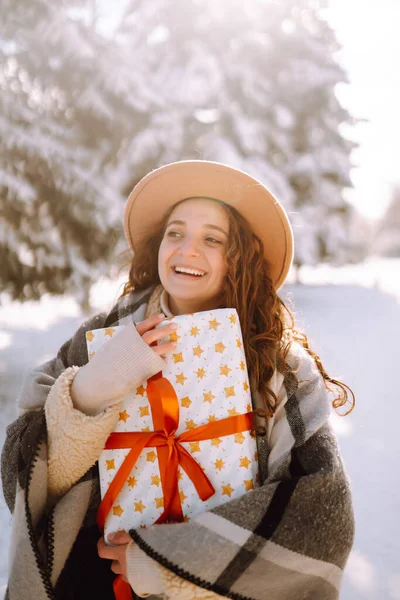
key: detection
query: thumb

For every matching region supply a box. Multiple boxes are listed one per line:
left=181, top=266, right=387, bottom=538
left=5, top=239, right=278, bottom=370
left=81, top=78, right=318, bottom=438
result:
left=107, top=531, right=133, bottom=546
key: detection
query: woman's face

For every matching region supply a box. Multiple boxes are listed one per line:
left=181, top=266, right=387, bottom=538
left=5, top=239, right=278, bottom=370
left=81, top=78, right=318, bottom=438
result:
left=158, top=198, right=229, bottom=315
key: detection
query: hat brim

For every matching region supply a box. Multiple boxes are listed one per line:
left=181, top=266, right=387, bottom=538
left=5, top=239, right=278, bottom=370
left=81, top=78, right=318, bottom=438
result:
left=124, top=160, right=293, bottom=290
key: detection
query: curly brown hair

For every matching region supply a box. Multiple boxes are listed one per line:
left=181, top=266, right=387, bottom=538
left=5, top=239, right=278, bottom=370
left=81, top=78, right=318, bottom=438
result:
left=119, top=198, right=355, bottom=419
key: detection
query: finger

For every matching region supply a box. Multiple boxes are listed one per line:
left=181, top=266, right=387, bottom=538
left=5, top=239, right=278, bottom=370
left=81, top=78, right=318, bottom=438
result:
left=97, top=537, right=115, bottom=560
left=135, top=314, right=165, bottom=335
left=108, top=531, right=132, bottom=545
left=111, top=560, right=122, bottom=575
left=151, top=342, right=177, bottom=357
left=142, top=324, right=178, bottom=346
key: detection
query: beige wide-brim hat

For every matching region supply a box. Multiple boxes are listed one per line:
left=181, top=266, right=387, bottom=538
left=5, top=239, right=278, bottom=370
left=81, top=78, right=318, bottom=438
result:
left=124, top=160, right=294, bottom=290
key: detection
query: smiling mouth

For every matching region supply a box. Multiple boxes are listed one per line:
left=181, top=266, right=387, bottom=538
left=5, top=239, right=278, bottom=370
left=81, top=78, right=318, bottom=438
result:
left=171, top=266, right=207, bottom=278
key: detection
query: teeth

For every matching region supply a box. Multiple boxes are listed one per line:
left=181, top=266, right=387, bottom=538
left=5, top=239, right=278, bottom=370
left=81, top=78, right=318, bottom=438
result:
left=175, top=267, right=205, bottom=276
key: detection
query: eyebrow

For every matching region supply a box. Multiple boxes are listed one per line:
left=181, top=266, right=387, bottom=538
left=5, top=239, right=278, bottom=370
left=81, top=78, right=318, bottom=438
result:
left=166, top=220, right=228, bottom=237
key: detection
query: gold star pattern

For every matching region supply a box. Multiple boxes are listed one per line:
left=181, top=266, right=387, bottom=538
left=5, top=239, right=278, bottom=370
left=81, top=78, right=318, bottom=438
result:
left=185, top=419, right=197, bottom=430
left=173, top=352, right=184, bottom=364
left=177, top=470, right=183, bottom=481
left=105, top=328, right=116, bottom=338
left=196, top=367, right=206, bottom=380
left=246, top=403, right=252, bottom=413
left=222, top=484, right=234, bottom=497
left=127, top=476, right=137, bottom=488
left=236, top=337, right=242, bottom=349
left=225, top=386, right=236, bottom=399
left=240, top=361, right=245, bottom=371
left=189, top=441, right=200, bottom=453
left=136, top=385, right=146, bottom=397
left=203, top=391, right=215, bottom=404
left=119, top=409, right=130, bottom=423
left=176, top=372, right=188, bottom=385
left=214, top=459, right=225, bottom=471
left=89, top=352, right=95, bottom=360
left=139, top=405, right=150, bottom=418
left=150, top=475, right=161, bottom=487
left=169, top=331, right=181, bottom=343
left=220, top=364, right=232, bottom=377
left=183, top=515, right=190, bottom=522
left=179, top=490, right=188, bottom=503
left=228, top=407, right=239, bottom=416
left=106, top=459, right=115, bottom=471
left=181, top=396, right=192, bottom=408
left=235, top=432, right=246, bottom=444
left=134, top=501, right=146, bottom=514
left=141, top=426, right=151, bottom=432
left=211, top=438, right=223, bottom=448
left=155, top=497, right=164, bottom=509
left=190, top=326, right=200, bottom=337
left=85, top=331, right=95, bottom=342
left=240, top=456, right=251, bottom=469
left=208, top=414, right=217, bottom=423
left=215, top=342, right=226, bottom=353
left=209, top=318, right=221, bottom=330
left=244, top=479, right=255, bottom=491
left=193, top=345, right=204, bottom=358
left=243, top=381, right=249, bottom=392
left=146, top=451, right=157, bottom=463
left=254, top=451, right=259, bottom=461
left=113, top=504, right=124, bottom=517
left=229, top=313, right=237, bottom=324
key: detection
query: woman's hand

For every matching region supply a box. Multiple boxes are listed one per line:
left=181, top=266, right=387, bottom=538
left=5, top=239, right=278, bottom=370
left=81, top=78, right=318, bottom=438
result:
left=97, top=531, right=132, bottom=582
left=136, top=313, right=178, bottom=360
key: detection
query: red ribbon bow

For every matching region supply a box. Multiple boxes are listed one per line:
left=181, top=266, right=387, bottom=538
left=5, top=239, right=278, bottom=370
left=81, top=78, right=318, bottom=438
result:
left=97, top=373, right=254, bottom=599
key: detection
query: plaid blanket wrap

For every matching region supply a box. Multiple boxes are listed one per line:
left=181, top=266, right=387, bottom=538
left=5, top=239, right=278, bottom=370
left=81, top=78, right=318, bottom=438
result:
left=1, top=286, right=355, bottom=599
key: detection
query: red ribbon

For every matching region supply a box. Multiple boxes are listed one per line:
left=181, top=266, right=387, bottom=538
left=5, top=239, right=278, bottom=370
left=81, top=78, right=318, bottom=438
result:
left=97, top=372, right=254, bottom=599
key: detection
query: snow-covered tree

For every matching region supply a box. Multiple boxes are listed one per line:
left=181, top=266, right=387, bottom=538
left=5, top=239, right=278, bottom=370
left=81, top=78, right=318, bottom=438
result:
left=1, top=0, right=358, bottom=307
left=115, top=0, right=356, bottom=267
left=0, top=0, right=159, bottom=308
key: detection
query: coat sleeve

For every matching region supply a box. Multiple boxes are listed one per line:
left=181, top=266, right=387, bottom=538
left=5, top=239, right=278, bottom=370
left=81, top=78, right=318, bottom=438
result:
left=1, top=313, right=108, bottom=512
left=16, top=313, right=108, bottom=415
left=44, top=366, right=121, bottom=500
left=126, top=541, right=226, bottom=599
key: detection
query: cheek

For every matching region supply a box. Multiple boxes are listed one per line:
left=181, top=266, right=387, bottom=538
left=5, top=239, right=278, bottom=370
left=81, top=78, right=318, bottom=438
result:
left=158, top=241, right=169, bottom=274
left=210, top=251, right=228, bottom=281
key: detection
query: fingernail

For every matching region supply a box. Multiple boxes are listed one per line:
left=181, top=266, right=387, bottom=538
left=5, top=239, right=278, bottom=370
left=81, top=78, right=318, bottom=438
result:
left=108, top=533, right=116, bottom=542
left=170, top=324, right=178, bottom=330
left=158, top=313, right=165, bottom=318
left=171, top=342, right=177, bottom=348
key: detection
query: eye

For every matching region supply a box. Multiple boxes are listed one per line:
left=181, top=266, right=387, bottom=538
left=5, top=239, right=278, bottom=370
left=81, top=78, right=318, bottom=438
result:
left=166, top=230, right=182, bottom=238
left=206, top=237, right=222, bottom=244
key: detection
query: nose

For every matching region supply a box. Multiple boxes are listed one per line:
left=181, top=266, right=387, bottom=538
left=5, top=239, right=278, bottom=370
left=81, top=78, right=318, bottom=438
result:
left=178, top=236, right=200, bottom=257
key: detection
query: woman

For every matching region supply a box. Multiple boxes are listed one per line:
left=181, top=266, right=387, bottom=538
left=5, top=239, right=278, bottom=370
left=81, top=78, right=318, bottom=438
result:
left=1, top=160, right=355, bottom=600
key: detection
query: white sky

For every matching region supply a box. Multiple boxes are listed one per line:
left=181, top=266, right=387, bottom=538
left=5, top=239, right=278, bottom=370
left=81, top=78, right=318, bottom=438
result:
left=325, top=0, right=400, bottom=220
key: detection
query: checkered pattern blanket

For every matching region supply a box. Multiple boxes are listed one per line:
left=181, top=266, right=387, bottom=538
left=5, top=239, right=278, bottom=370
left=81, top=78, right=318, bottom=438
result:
left=1, top=286, right=354, bottom=599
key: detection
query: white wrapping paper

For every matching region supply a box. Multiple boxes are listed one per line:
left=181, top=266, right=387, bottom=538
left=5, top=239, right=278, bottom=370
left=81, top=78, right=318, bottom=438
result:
left=86, top=308, right=258, bottom=536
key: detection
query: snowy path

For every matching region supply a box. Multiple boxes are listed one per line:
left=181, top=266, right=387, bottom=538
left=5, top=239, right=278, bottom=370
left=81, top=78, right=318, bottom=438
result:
left=1, top=276, right=399, bottom=598
left=287, top=284, right=400, bottom=599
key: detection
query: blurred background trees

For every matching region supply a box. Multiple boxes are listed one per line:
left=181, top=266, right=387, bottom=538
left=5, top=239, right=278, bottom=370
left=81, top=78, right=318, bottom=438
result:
left=372, top=184, right=400, bottom=257
left=0, top=0, right=361, bottom=308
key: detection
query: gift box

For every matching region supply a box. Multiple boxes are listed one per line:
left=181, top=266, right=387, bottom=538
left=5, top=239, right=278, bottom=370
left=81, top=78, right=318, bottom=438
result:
left=86, top=308, right=258, bottom=538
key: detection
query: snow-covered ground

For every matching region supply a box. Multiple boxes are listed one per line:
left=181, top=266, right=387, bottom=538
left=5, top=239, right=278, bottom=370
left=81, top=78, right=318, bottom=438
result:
left=1, top=258, right=399, bottom=599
